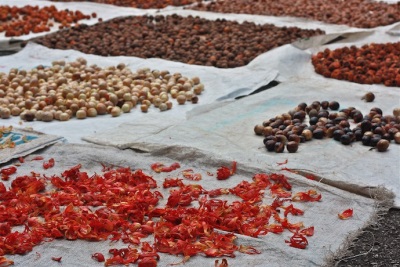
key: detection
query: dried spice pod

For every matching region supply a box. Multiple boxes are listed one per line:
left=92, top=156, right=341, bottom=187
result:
left=29, top=15, right=324, bottom=68
left=376, top=139, right=390, bottom=152
left=286, top=141, right=299, bottom=153
left=255, top=100, right=399, bottom=153
left=0, top=5, right=97, bottom=37
left=50, top=0, right=197, bottom=9
left=312, top=43, right=400, bottom=87
left=362, top=92, right=375, bottom=102
left=0, top=58, right=204, bottom=122
left=191, top=0, right=400, bottom=28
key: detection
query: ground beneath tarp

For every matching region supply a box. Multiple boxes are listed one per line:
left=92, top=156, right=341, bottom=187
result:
left=335, top=208, right=400, bottom=267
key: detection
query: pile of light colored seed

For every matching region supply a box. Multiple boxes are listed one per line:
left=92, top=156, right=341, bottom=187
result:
left=0, top=58, right=204, bottom=122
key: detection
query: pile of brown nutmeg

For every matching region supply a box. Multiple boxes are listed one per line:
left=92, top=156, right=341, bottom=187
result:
left=254, top=100, right=400, bottom=153
left=312, top=42, right=400, bottom=87
left=29, top=14, right=324, bottom=68
left=50, top=0, right=197, bottom=9
left=191, top=0, right=400, bottom=28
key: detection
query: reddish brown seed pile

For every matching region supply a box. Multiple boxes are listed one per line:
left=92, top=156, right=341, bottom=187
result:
left=311, top=42, right=400, bottom=87
left=30, top=14, right=324, bottom=68
left=0, top=5, right=96, bottom=37
left=50, top=0, right=197, bottom=9
left=191, top=0, right=400, bottom=28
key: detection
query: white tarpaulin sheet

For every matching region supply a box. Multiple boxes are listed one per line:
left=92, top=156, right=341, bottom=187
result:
left=0, top=42, right=277, bottom=144
left=0, top=143, right=379, bottom=267
left=82, top=28, right=400, bottom=206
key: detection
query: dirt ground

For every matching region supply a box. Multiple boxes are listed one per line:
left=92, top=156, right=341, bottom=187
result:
left=334, top=207, right=400, bottom=267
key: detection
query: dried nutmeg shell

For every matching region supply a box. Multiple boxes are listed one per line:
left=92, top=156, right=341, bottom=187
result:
left=329, top=101, right=340, bottom=110
left=312, top=128, right=325, bottom=139
left=286, top=141, right=299, bottom=153
left=265, top=140, right=276, bottom=152
left=321, top=101, right=329, bottom=110
left=370, top=107, right=382, bottom=115
left=302, top=129, right=313, bottom=141
left=352, top=111, right=363, bottom=123
left=362, top=92, right=375, bottom=102
left=393, top=108, right=400, bottom=117
left=376, top=139, right=389, bottom=152
left=333, top=129, right=345, bottom=141
left=370, top=135, right=382, bottom=147
left=288, top=134, right=301, bottom=143
left=394, top=132, right=400, bottom=144
left=361, top=135, right=371, bottom=146
left=254, top=124, right=264, bottom=135
left=293, top=111, right=306, bottom=121
left=309, top=116, right=318, bottom=125
left=274, top=142, right=285, bottom=153
left=340, top=134, right=352, bottom=145
left=275, top=134, right=288, bottom=145
left=360, top=120, right=372, bottom=133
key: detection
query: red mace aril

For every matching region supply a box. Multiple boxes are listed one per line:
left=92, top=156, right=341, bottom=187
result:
left=92, top=253, right=105, bottom=262
left=51, top=257, right=62, bottom=262
left=215, top=258, right=229, bottom=267
left=216, top=161, right=237, bottom=180
left=0, top=159, right=321, bottom=264
left=151, top=162, right=180, bottom=173
left=338, top=208, right=353, bottom=220
left=181, top=169, right=202, bottom=181
left=43, top=158, right=55, bottom=169
left=0, top=166, right=17, bottom=176
left=0, top=256, right=14, bottom=266
left=292, top=189, right=321, bottom=202
left=285, top=233, right=308, bottom=249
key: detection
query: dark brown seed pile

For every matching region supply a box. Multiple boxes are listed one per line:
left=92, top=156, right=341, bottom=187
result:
left=311, top=42, right=400, bottom=87
left=254, top=101, right=400, bottom=153
left=190, top=0, right=400, bottom=29
left=50, top=0, right=197, bottom=9
left=28, top=14, right=325, bottom=68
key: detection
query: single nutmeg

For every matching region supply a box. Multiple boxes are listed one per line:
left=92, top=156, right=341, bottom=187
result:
left=286, top=141, right=299, bottom=153
left=394, top=132, right=400, bottom=144
left=254, top=124, right=265, bottom=136
left=302, top=129, right=313, bottom=141
left=329, top=101, right=340, bottom=110
left=265, top=140, right=276, bottom=152
left=274, top=142, right=285, bottom=153
left=362, top=92, right=375, bottom=102
left=393, top=108, right=400, bottom=117
left=376, top=139, right=389, bottom=152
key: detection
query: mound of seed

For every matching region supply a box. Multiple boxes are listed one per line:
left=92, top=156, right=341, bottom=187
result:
left=50, top=0, right=197, bottom=9
left=254, top=101, right=400, bottom=153
left=29, top=14, right=324, bottom=68
left=191, top=0, right=400, bottom=29
left=312, top=42, right=400, bottom=87
left=0, top=5, right=97, bottom=37
left=0, top=58, right=204, bottom=122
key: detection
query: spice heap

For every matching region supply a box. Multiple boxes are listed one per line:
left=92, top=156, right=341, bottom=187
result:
left=50, top=0, right=197, bottom=9
left=254, top=101, right=400, bottom=153
left=0, top=5, right=97, bottom=37
left=312, top=42, right=400, bottom=87
left=29, top=14, right=325, bottom=68
left=0, top=58, right=204, bottom=122
left=0, top=159, right=322, bottom=265
left=191, top=0, right=400, bottom=28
